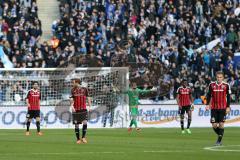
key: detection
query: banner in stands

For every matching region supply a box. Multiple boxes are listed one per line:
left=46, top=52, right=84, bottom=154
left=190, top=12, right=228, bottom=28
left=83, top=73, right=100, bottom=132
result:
left=196, top=38, right=221, bottom=52
left=138, top=105, right=240, bottom=128
left=0, top=105, right=239, bottom=128
left=0, top=105, right=127, bottom=129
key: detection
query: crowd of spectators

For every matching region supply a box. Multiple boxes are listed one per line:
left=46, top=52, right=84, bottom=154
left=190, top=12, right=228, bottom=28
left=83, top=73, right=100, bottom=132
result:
left=0, top=0, right=42, bottom=68
left=54, top=0, right=240, bottom=102
left=0, top=0, right=239, bottom=103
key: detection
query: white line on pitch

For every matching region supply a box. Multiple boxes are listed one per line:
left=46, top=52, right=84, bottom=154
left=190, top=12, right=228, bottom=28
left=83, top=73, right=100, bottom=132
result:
left=0, top=152, right=124, bottom=155
left=0, top=150, right=194, bottom=155
left=144, top=150, right=195, bottom=153
left=204, top=145, right=240, bottom=152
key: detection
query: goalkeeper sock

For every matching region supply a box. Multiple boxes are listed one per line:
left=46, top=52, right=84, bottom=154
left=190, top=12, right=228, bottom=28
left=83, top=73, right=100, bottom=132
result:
left=129, top=119, right=134, bottom=127
left=26, top=121, right=30, bottom=131
left=75, top=128, right=80, bottom=140
left=82, top=124, right=87, bottom=138
left=36, top=121, right=40, bottom=132
left=133, top=120, right=138, bottom=128
left=213, top=127, right=219, bottom=135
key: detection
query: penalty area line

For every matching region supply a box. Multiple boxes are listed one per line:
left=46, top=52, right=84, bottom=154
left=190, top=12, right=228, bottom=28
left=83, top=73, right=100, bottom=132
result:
left=204, top=145, right=240, bottom=152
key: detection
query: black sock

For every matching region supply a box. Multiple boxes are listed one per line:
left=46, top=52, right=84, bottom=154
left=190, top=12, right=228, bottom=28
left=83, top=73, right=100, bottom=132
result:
left=36, top=121, right=40, bottom=132
left=213, top=127, right=219, bottom=135
left=26, top=121, right=30, bottom=131
left=180, top=119, right=184, bottom=130
left=75, top=128, right=80, bottom=140
left=187, top=118, right=191, bottom=129
left=217, top=128, right=224, bottom=143
left=82, top=124, right=87, bottom=138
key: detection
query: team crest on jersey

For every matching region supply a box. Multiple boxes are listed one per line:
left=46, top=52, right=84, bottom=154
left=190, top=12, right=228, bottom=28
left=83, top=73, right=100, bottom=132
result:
left=221, top=85, right=225, bottom=89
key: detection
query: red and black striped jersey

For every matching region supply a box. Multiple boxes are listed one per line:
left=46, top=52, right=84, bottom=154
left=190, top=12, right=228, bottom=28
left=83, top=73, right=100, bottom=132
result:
left=26, top=89, right=41, bottom=110
left=207, top=82, right=231, bottom=110
left=71, top=87, right=88, bottom=110
left=176, top=87, right=192, bottom=107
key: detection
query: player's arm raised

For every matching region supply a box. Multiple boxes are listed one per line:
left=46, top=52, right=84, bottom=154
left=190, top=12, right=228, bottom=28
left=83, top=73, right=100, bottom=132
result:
left=138, top=87, right=155, bottom=94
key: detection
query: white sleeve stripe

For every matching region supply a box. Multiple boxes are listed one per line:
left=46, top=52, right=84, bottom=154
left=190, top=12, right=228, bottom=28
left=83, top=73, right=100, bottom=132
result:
left=227, top=83, right=232, bottom=94
left=208, top=81, right=215, bottom=87
left=176, top=87, right=182, bottom=93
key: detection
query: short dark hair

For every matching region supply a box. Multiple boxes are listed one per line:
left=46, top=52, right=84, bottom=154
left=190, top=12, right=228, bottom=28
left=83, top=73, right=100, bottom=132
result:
left=181, top=79, right=188, bottom=84
left=32, top=81, right=39, bottom=87
left=32, top=81, right=38, bottom=85
left=130, top=82, right=137, bottom=86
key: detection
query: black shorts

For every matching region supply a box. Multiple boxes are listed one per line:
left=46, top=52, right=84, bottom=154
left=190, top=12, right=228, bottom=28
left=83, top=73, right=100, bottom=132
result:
left=211, top=109, right=226, bottom=123
left=27, top=110, right=40, bottom=119
left=180, top=105, right=191, bottom=115
left=72, top=109, right=88, bottom=124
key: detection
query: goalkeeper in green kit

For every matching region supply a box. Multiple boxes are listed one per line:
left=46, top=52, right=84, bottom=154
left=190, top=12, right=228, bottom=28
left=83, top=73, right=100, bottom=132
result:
left=126, top=82, right=155, bottom=132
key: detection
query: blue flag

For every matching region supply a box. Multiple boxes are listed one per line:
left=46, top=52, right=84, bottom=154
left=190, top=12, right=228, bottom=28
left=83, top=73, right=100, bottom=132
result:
left=0, top=45, right=14, bottom=68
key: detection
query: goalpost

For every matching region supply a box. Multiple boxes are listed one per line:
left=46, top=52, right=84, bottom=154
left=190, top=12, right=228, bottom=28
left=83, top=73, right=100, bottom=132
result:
left=0, top=67, right=129, bottom=128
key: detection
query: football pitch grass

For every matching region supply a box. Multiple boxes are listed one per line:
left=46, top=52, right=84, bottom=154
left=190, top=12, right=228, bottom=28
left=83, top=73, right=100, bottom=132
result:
left=0, top=128, right=239, bottom=160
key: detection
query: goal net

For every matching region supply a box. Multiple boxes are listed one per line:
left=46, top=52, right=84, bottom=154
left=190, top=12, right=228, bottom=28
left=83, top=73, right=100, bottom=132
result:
left=0, top=67, right=129, bottom=128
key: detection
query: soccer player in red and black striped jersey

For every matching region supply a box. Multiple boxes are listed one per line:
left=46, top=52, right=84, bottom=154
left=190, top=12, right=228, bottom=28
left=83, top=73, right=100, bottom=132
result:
left=25, top=81, right=42, bottom=136
left=206, top=71, right=231, bottom=146
left=176, top=79, right=194, bottom=134
left=70, top=79, right=91, bottom=144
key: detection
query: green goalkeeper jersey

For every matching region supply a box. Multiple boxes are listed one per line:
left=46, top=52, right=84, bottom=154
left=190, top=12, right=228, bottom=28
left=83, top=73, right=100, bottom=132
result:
left=126, top=88, right=150, bottom=106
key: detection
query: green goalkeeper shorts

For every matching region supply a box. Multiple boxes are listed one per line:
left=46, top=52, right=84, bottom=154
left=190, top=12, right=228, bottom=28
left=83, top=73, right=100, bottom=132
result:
left=130, top=107, right=138, bottom=116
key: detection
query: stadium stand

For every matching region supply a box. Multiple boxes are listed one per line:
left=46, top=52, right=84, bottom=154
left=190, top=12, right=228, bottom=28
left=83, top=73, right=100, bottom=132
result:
left=0, top=0, right=239, bottom=103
